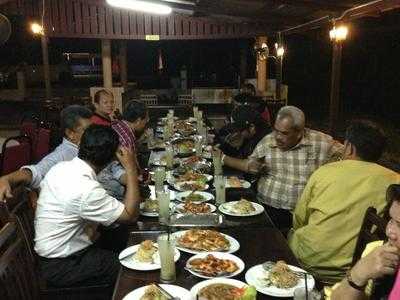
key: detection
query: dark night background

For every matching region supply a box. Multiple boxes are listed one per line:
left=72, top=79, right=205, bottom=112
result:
left=1, top=11, right=399, bottom=127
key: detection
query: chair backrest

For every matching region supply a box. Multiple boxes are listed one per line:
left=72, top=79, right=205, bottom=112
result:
left=20, top=121, right=38, bottom=147
left=178, top=94, right=193, bottom=106
left=352, top=207, right=388, bottom=265
left=140, top=94, right=158, bottom=106
left=34, top=128, right=51, bottom=162
left=1, top=136, right=32, bottom=175
left=0, top=221, right=40, bottom=300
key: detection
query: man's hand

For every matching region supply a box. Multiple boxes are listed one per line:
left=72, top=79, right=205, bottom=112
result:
left=0, top=177, right=13, bottom=200
left=351, top=243, right=400, bottom=286
left=247, top=158, right=268, bottom=175
left=116, top=147, right=137, bottom=173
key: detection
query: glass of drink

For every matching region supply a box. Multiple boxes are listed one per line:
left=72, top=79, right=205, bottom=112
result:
left=165, top=145, right=174, bottom=169
left=193, top=106, right=198, bottom=118
left=214, top=175, right=226, bottom=205
left=195, top=136, right=203, bottom=156
left=212, top=150, right=222, bottom=175
left=157, top=190, right=170, bottom=225
left=157, top=233, right=176, bottom=283
left=154, top=167, right=166, bottom=192
left=146, top=128, right=155, bottom=148
left=293, top=288, right=321, bottom=300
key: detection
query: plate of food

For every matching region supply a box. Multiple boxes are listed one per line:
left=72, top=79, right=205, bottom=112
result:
left=122, top=283, right=190, bottom=300
left=218, top=199, right=264, bottom=217
left=174, top=120, right=196, bottom=136
left=171, top=171, right=213, bottom=184
left=118, top=240, right=180, bottom=271
left=245, top=260, right=315, bottom=297
left=190, top=278, right=257, bottom=300
left=175, top=191, right=214, bottom=203
left=225, top=177, right=251, bottom=189
left=173, top=181, right=209, bottom=192
left=186, top=252, right=245, bottom=279
left=173, top=229, right=240, bottom=254
left=139, top=199, right=176, bottom=217
left=176, top=201, right=216, bottom=214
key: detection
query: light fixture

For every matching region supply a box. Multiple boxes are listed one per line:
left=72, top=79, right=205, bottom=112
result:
left=329, top=25, right=348, bottom=42
left=106, top=0, right=172, bottom=15
left=275, top=43, right=285, bottom=58
left=31, top=22, right=44, bottom=35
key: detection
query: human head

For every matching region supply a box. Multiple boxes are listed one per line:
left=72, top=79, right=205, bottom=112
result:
left=344, top=120, right=386, bottom=162
left=231, top=105, right=264, bottom=140
left=241, top=83, right=256, bottom=96
left=274, top=106, right=305, bottom=151
left=123, top=100, right=149, bottom=136
left=93, top=89, right=115, bottom=117
left=60, top=105, right=93, bottom=145
left=78, top=124, right=119, bottom=171
left=385, top=184, right=400, bottom=249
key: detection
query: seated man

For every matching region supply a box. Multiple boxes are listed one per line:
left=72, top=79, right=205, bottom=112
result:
left=221, top=106, right=342, bottom=229
left=34, top=125, right=141, bottom=287
left=289, top=120, right=400, bottom=284
left=216, top=105, right=271, bottom=159
left=0, top=105, right=92, bottom=200
left=331, top=184, right=400, bottom=299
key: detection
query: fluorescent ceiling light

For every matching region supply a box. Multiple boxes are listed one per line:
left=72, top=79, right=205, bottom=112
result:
left=106, top=0, right=172, bottom=15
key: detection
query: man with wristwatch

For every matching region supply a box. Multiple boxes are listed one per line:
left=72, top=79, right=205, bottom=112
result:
left=331, top=184, right=400, bottom=300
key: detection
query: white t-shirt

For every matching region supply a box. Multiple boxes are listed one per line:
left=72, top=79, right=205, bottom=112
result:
left=34, top=157, right=125, bottom=258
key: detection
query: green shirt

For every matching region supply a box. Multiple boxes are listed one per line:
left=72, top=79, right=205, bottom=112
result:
left=288, top=160, right=400, bottom=284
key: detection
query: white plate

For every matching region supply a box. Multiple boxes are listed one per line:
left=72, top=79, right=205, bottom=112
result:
left=175, top=203, right=216, bottom=214
left=173, top=181, right=209, bottom=192
left=219, top=201, right=265, bottom=217
left=139, top=201, right=176, bottom=217
left=175, top=191, right=214, bottom=203
left=245, top=264, right=315, bottom=297
left=225, top=178, right=251, bottom=189
left=167, top=174, right=213, bottom=185
left=122, top=284, right=190, bottom=300
left=190, top=278, right=248, bottom=299
left=149, top=151, right=167, bottom=166
left=186, top=252, right=245, bottom=279
left=172, top=230, right=240, bottom=254
left=118, top=244, right=180, bottom=271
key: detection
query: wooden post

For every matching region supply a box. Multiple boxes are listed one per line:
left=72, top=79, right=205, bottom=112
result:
left=276, top=56, right=283, bottom=101
left=41, top=35, right=52, bottom=100
left=119, top=40, right=128, bottom=89
left=329, top=42, right=343, bottom=137
left=102, top=39, right=113, bottom=88
left=256, top=36, right=268, bottom=95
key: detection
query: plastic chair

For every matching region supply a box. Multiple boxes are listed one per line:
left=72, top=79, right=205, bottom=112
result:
left=0, top=135, right=32, bottom=175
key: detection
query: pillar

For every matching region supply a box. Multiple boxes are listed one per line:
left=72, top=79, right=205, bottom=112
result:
left=41, top=35, right=51, bottom=99
left=256, top=36, right=268, bottom=95
left=102, top=39, right=113, bottom=88
left=119, top=40, right=128, bottom=89
left=329, top=42, right=343, bottom=137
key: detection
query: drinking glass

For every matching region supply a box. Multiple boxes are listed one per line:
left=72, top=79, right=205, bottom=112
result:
left=193, top=106, right=198, bottom=118
left=157, top=233, right=176, bottom=283
left=214, top=175, right=226, bottom=205
left=293, top=288, right=321, bottom=300
left=154, top=167, right=166, bottom=192
left=195, top=136, right=203, bottom=156
left=146, top=128, right=155, bottom=148
left=212, top=150, right=223, bottom=175
left=165, top=145, right=174, bottom=169
left=157, top=190, right=170, bottom=225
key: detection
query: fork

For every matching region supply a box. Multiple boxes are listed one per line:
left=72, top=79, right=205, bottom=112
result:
left=262, top=261, right=309, bottom=277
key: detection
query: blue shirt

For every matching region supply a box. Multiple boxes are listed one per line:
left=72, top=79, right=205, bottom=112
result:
left=22, top=138, right=78, bottom=189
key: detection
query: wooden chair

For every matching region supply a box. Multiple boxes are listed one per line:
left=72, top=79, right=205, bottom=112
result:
left=352, top=207, right=388, bottom=265
left=0, top=221, right=41, bottom=300
left=140, top=94, right=158, bottom=106
left=0, top=135, right=32, bottom=175
left=178, top=94, right=194, bottom=106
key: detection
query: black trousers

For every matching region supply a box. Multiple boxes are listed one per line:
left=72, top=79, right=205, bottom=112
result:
left=263, top=204, right=293, bottom=233
left=39, top=245, right=120, bottom=288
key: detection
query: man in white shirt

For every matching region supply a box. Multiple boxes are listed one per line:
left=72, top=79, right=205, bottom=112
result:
left=35, top=124, right=141, bottom=287
left=0, top=105, right=92, bottom=199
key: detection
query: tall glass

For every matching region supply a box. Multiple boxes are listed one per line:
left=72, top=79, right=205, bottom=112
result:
left=214, top=175, right=226, bottom=205
left=154, top=167, right=166, bottom=192
left=165, top=145, right=174, bottom=169
left=167, top=119, right=174, bottom=135
left=212, top=150, right=223, bottom=175
left=146, top=128, right=155, bottom=148
left=157, top=190, right=170, bottom=225
left=157, top=233, right=176, bottom=283
left=193, top=106, right=198, bottom=118
left=195, top=136, right=203, bottom=156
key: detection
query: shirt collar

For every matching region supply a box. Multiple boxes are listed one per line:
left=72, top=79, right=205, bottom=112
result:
left=62, top=138, right=78, bottom=149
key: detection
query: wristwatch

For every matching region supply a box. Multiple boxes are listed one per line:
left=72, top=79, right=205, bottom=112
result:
left=346, top=270, right=367, bottom=291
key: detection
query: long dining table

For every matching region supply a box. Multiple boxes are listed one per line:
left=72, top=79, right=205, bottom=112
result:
left=112, top=114, right=302, bottom=300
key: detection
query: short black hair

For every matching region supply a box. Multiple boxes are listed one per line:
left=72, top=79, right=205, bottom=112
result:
left=78, top=125, right=119, bottom=168
left=60, top=105, right=92, bottom=135
left=122, top=100, right=147, bottom=122
left=384, top=184, right=400, bottom=220
left=345, top=120, right=387, bottom=162
left=231, top=105, right=266, bottom=132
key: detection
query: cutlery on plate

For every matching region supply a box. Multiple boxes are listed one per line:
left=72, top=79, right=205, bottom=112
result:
left=155, top=283, right=180, bottom=300
left=262, top=261, right=309, bottom=277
